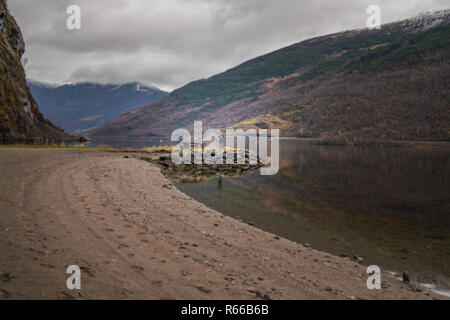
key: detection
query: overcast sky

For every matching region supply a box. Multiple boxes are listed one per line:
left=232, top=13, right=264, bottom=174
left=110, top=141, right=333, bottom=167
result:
left=8, top=0, right=449, bottom=91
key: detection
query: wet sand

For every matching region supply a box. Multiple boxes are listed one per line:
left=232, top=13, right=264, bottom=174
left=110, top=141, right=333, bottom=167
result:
left=0, top=148, right=441, bottom=299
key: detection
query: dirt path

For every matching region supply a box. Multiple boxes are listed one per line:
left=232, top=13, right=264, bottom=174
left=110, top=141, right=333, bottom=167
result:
left=0, top=148, right=439, bottom=299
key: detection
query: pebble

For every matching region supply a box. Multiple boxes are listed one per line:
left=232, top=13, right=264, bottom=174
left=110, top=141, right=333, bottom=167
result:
left=353, top=255, right=364, bottom=264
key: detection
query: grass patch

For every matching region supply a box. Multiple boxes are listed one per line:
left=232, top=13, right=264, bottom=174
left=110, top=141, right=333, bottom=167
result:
left=0, top=145, right=111, bottom=149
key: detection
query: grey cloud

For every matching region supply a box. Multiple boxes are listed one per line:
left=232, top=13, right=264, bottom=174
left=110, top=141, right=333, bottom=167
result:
left=8, top=0, right=450, bottom=91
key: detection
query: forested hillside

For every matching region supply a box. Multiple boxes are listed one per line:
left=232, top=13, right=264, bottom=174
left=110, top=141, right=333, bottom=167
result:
left=94, top=10, right=450, bottom=142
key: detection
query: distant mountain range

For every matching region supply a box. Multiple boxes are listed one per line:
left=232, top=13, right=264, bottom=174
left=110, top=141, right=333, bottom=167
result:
left=0, top=1, right=71, bottom=143
left=28, top=81, right=168, bottom=135
left=94, top=9, right=450, bottom=142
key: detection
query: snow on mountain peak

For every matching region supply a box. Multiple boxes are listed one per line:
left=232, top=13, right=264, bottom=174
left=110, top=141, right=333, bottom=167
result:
left=397, top=8, right=450, bottom=32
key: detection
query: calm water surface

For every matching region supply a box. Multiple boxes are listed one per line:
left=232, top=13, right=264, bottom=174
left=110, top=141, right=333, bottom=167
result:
left=91, top=138, right=450, bottom=288
left=175, top=140, right=450, bottom=288
left=86, top=138, right=167, bottom=148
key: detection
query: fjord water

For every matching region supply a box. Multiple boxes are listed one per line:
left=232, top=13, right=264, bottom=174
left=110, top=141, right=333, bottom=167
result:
left=86, top=138, right=167, bottom=148
left=175, top=140, right=450, bottom=287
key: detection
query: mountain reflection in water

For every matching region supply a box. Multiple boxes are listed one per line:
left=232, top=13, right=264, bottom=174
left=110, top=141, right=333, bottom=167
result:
left=176, top=140, right=450, bottom=288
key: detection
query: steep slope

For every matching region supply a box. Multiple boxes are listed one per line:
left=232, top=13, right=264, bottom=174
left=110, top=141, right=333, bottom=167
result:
left=28, top=81, right=168, bottom=134
left=94, top=9, right=450, bottom=142
left=0, top=1, right=71, bottom=143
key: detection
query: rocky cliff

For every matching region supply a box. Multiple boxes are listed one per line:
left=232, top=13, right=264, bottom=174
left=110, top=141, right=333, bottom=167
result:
left=0, top=0, right=71, bottom=143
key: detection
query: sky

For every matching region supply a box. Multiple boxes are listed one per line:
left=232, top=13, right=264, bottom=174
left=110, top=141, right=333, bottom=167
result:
left=8, top=0, right=450, bottom=91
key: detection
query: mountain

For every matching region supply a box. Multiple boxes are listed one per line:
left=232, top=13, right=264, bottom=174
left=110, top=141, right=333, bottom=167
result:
left=28, top=81, right=168, bottom=135
left=93, top=9, right=450, bottom=142
left=0, top=1, right=71, bottom=143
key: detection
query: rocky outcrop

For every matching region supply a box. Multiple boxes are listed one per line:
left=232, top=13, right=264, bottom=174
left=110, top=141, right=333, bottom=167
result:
left=140, top=152, right=263, bottom=183
left=0, top=0, right=71, bottom=143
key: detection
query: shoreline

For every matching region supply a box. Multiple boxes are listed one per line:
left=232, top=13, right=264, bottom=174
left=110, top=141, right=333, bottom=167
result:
left=144, top=146, right=450, bottom=294
left=81, top=136, right=450, bottom=149
left=0, top=147, right=445, bottom=299
left=279, top=137, right=450, bottom=147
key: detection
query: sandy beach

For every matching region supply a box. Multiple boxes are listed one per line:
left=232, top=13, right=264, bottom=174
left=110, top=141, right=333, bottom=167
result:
left=0, top=148, right=440, bottom=299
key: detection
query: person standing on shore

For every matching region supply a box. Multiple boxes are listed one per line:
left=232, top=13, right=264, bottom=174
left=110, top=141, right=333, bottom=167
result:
left=217, top=175, right=223, bottom=191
